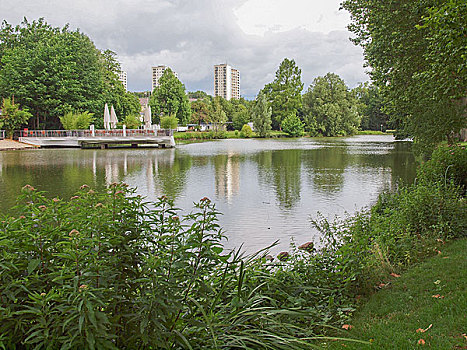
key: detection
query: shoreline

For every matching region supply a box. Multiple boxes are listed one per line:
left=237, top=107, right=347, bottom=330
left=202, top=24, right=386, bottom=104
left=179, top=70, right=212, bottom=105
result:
left=0, top=139, right=37, bottom=151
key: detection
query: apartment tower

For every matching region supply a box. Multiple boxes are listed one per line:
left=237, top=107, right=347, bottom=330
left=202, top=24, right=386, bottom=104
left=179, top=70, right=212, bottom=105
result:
left=118, top=71, right=127, bottom=91
left=151, top=65, right=178, bottom=92
left=214, top=64, right=240, bottom=100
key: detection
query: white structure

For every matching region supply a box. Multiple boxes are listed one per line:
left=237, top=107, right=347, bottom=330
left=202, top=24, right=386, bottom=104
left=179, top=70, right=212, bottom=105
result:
left=118, top=71, right=127, bottom=91
left=214, top=64, right=240, bottom=100
left=152, top=65, right=178, bottom=92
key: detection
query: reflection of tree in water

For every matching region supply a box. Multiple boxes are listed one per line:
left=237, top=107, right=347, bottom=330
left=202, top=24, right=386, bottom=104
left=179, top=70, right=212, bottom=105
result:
left=389, top=142, right=417, bottom=186
left=255, top=149, right=302, bottom=209
left=154, top=152, right=192, bottom=200
left=212, top=154, right=241, bottom=201
left=302, top=146, right=348, bottom=194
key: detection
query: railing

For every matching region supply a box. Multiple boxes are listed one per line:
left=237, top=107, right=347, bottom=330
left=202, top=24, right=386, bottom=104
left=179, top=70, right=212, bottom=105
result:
left=19, top=129, right=173, bottom=138
left=0, top=130, right=5, bottom=140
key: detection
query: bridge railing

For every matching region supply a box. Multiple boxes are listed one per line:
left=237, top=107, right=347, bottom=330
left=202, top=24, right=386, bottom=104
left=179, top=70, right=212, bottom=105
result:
left=19, top=129, right=173, bottom=137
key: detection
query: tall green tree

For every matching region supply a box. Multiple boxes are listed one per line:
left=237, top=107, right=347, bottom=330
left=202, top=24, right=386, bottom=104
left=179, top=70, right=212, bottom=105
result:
left=353, top=82, right=389, bottom=131
left=0, top=97, right=32, bottom=137
left=341, top=0, right=467, bottom=151
left=0, top=18, right=139, bottom=130
left=149, top=68, right=191, bottom=125
left=209, top=97, right=227, bottom=130
left=262, top=58, right=303, bottom=130
left=232, top=104, right=250, bottom=131
left=190, top=99, right=210, bottom=125
left=303, top=73, right=360, bottom=136
left=251, top=92, right=272, bottom=137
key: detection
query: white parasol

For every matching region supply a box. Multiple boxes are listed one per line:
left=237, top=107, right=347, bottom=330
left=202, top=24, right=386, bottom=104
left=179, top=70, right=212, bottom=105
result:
left=110, top=105, right=118, bottom=129
left=103, top=103, right=111, bottom=130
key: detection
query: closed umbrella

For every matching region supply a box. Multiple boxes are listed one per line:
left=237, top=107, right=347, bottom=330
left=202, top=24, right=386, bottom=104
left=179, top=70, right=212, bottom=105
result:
left=144, top=105, right=152, bottom=130
left=103, top=103, right=110, bottom=130
left=110, top=105, right=118, bottom=129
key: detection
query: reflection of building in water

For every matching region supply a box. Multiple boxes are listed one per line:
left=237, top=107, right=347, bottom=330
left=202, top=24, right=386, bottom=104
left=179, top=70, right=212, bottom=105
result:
left=215, top=153, right=240, bottom=202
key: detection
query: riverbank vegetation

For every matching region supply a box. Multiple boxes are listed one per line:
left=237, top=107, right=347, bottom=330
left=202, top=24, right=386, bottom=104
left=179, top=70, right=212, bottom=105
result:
left=0, top=143, right=465, bottom=349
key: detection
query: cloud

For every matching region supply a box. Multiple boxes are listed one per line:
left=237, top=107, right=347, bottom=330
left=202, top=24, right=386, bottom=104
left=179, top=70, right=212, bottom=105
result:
left=0, top=0, right=368, bottom=98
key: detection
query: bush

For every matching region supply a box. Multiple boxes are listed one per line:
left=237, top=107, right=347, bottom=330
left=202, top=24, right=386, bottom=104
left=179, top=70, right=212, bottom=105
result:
left=0, top=184, right=339, bottom=349
left=160, top=115, right=178, bottom=129
left=240, top=124, right=253, bottom=138
left=59, top=111, right=94, bottom=130
left=123, top=114, right=141, bottom=129
left=282, top=113, right=304, bottom=137
left=417, top=144, right=467, bottom=194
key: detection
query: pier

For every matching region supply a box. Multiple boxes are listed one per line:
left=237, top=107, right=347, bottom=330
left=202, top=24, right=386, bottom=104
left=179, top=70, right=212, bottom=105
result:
left=18, top=129, right=175, bottom=149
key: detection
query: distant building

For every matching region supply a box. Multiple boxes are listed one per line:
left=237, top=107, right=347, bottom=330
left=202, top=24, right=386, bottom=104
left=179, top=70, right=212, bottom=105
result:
left=214, top=64, right=240, bottom=100
left=118, top=71, right=127, bottom=91
left=152, top=65, right=178, bottom=92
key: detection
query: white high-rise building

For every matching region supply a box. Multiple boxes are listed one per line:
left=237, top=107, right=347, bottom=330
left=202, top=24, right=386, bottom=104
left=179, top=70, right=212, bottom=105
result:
left=214, top=64, right=240, bottom=100
left=151, top=65, right=178, bottom=92
left=118, top=71, right=127, bottom=91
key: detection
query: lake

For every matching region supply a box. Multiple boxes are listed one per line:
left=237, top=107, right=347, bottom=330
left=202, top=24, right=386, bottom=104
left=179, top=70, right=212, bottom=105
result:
left=0, top=135, right=416, bottom=254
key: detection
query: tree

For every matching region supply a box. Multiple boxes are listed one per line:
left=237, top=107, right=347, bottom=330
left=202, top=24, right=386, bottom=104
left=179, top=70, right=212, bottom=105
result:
left=0, top=18, right=139, bottom=130
left=341, top=0, right=466, bottom=152
left=303, top=73, right=360, bottom=136
left=123, top=114, right=141, bottom=129
left=209, top=97, right=227, bottom=131
left=232, top=104, right=250, bottom=131
left=251, top=92, right=272, bottom=137
left=281, top=113, right=304, bottom=137
left=149, top=68, right=191, bottom=126
left=187, top=90, right=210, bottom=100
left=262, top=58, right=303, bottom=130
left=0, top=98, right=32, bottom=137
left=190, top=99, right=210, bottom=125
left=353, top=82, right=389, bottom=131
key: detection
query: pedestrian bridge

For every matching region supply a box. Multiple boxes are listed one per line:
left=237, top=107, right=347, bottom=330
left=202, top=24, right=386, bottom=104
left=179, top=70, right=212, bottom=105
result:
left=19, top=129, right=175, bottom=149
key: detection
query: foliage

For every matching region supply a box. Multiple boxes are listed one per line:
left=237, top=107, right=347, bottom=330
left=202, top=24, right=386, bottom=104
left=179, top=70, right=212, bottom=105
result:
left=0, top=97, right=32, bottom=137
left=160, top=115, right=178, bottom=130
left=0, top=19, right=139, bottom=130
left=149, top=68, right=191, bottom=126
left=123, top=114, right=141, bottom=129
left=232, top=104, right=250, bottom=131
left=281, top=112, right=305, bottom=137
left=341, top=0, right=467, bottom=152
left=417, top=144, right=467, bottom=194
left=353, top=82, right=389, bottom=131
left=187, top=90, right=211, bottom=100
left=240, top=124, right=253, bottom=138
left=190, top=99, right=210, bottom=125
left=59, top=111, right=94, bottom=130
left=0, top=184, right=352, bottom=349
left=208, top=97, right=227, bottom=131
left=303, top=73, right=360, bottom=137
left=251, top=92, right=272, bottom=137
left=262, top=58, right=304, bottom=130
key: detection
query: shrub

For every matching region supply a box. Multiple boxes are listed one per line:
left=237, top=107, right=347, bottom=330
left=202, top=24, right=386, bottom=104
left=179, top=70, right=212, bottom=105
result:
left=59, top=111, right=94, bottom=130
left=417, top=144, right=467, bottom=194
left=123, top=114, right=141, bottom=129
left=282, top=113, right=304, bottom=137
left=240, top=124, right=253, bottom=138
left=160, top=115, right=178, bottom=129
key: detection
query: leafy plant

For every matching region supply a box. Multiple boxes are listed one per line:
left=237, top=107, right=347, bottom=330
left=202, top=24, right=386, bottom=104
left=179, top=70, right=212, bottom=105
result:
left=240, top=124, right=253, bottom=138
left=160, top=115, right=178, bottom=130
left=59, top=111, right=94, bottom=130
left=0, top=97, right=32, bottom=137
left=282, top=113, right=305, bottom=137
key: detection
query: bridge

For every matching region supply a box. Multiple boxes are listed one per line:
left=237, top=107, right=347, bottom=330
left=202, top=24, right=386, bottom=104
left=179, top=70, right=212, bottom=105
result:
left=18, top=129, right=175, bottom=149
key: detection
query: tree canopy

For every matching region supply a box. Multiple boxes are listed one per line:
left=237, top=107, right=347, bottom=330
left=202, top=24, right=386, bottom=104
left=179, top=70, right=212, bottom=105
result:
left=262, top=58, right=303, bottom=130
left=341, top=0, right=467, bottom=151
left=303, top=73, right=360, bottom=136
left=0, top=18, right=139, bottom=130
left=149, top=68, right=191, bottom=126
left=251, top=92, right=272, bottom=137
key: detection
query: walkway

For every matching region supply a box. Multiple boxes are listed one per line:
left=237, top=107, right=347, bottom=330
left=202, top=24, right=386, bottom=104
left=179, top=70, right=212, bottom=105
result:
left=0, top=139, right=37, bottom=151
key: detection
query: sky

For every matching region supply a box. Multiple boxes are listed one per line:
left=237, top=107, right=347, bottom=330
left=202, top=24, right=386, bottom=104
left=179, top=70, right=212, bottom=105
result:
left=0, top=0, right=368, bottom=99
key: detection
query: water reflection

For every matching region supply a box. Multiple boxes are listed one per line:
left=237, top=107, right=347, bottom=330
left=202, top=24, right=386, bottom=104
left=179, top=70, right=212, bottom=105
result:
left=0, top=136, right=417, bottom=254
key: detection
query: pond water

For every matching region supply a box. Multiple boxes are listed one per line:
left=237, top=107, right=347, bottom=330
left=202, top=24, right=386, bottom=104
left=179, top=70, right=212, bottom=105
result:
left=0, top=135, right=416, bottom=253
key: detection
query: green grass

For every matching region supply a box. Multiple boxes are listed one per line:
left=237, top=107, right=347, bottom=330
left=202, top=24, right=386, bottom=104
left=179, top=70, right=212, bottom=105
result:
left=326, top=238, right=467, bottom=349
left=356, top=130, right=391, bottom=135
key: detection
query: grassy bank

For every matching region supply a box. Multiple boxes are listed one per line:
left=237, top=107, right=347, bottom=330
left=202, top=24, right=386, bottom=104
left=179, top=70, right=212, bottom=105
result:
left=326, top=238, right=467, bottom=349
left=174, top=130, right=288, bottom=141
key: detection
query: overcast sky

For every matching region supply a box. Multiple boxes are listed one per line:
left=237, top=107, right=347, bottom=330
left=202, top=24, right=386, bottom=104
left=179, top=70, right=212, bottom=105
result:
left=0, top=0, right=368, bottom=98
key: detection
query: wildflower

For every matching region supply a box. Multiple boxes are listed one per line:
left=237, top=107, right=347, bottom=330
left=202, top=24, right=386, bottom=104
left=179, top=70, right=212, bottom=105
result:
left=277, top=251, right=290, bottom=261
left=200, top=197, right=210, bottom=202
left=40, top=293, right=46, bottom=296
left=19, top=215, right=26, bottom=219
left=88, top=190, right=95, bottom=195
left=70, top=196, right=80, bottom=200
left=80, top=184, right=89, bottom=190
left=38, top=205, right=47, bottom=211
left=22, top=184, right=35, bottom=192
left=95, top=203, right=103, bottom=208
left=171, top=216, right=179, bottom=221
left=115, top=190, right=124, bottom=196
left=110, top=182, right=118, bottom=187
left=52, top=198, right=60, bottom=203
left=79, top=284, right=88, bottom=291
